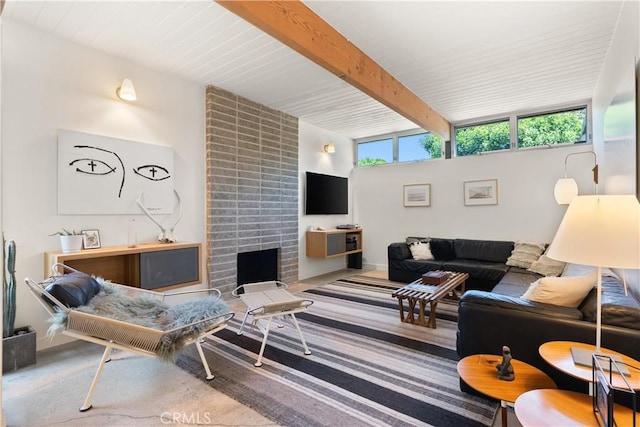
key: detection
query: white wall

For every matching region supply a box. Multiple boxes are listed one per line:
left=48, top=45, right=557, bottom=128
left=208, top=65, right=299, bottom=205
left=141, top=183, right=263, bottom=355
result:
left=352, top=145, right=596, bottom=269
left=298, top=121, right=354, bottom=279
left=1, top=20, right=206, bottom=350
left=592, top=0, right=640, bottom=296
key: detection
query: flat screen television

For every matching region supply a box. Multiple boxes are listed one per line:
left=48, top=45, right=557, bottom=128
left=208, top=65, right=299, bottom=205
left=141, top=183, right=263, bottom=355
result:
left=305, top=171, right=348, bottom=215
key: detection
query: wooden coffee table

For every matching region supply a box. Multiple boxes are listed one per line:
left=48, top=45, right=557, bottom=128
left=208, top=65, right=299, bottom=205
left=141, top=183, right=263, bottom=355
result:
left=392, top=271, right=468, bottom=328
left=515, top=389, right=639, bottom=426
left=457, top=354, right=556, bottom=427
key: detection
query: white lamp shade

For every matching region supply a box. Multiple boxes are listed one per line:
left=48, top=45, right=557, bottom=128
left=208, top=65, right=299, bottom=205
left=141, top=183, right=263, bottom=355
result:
left=553, top=178, right=578, bottom=204
left=323, top=142, right=335, bottom=153
left=116, top=78, right=137, bottom=101
left=547, top=195, right=640, bottom=269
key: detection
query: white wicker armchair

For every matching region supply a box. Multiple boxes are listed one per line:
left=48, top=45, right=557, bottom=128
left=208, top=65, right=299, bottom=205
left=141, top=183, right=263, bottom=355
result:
left=25, top=264, right=233, bottom=412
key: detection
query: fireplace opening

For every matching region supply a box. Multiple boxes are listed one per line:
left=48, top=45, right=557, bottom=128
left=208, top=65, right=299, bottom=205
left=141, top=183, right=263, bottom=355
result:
left=237, top=248, right=279, bottom=291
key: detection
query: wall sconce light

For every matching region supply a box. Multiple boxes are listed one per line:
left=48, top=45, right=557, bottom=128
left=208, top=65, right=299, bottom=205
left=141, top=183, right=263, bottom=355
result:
left=116, top=78, right=137, bottom=101
left=553, top=151, right=598, bottom=204
left=323, top=142, right=335, bottom=153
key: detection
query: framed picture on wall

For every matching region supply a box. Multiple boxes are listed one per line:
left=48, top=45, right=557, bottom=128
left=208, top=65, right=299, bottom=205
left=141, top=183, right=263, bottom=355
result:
left=463, top=179, right=498, bottom=206
left=82, top=229, right=101, bottom=249
left=403, top=184, right=431, bottom=207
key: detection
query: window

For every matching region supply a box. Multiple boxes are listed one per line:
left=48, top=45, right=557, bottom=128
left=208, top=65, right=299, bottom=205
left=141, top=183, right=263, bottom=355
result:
left=356, top=131, right=442, bottom=167
left=453, top=105, right=589, bottom=157
left=398, top=132, right=442, bottom=162
left=357, top=138, right=392, bottom=166
left=454, top=120, right=510, bottom=157
left=517, top=107, right=587, bottom=148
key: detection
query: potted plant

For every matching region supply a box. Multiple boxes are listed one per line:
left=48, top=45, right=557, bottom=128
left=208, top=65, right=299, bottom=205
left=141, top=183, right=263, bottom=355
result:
left=50, top=229, right=83, bottom=253
left=3, top=236, right=36, bottom=372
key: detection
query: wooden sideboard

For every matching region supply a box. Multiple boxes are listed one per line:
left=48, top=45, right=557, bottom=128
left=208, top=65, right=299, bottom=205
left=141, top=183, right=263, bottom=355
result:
left=44, top=242, right=201, bottom=291
left=306, top=228, right=363, bottom=268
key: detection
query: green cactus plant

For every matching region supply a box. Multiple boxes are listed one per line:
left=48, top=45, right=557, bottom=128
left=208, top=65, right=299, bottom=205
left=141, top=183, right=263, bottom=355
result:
left=3, top=234, right=17, bottom=338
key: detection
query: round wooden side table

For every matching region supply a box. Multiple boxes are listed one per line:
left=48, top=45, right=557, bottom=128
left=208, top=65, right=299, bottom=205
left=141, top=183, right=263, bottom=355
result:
left=457, top=354, right=556, bottom=427
left=515, top=389, right=639, bottom=426
left=539, top=341, right=640, bottom=390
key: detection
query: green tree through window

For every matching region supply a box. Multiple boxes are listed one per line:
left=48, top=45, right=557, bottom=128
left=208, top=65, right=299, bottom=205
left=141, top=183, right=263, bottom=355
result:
left=518, top=109, right=586, bottom=147
left=455, top=121, right=510, bottom=156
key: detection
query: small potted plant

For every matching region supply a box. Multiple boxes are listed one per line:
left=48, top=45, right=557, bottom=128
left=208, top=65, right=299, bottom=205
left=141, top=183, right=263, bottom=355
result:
left=50, top=229, right=83, bottom=253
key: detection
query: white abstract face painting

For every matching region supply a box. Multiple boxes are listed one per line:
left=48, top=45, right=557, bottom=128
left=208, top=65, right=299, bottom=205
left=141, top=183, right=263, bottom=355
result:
left=58, top=129, right=175, bottom=215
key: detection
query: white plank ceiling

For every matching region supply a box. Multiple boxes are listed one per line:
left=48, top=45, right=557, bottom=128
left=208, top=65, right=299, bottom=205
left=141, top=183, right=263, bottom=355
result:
left=2, top=0, right=624, bottom=139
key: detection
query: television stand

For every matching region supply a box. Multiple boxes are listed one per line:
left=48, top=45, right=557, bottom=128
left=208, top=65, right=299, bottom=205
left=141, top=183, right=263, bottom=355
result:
left=305, top=228, right=363, bottom=269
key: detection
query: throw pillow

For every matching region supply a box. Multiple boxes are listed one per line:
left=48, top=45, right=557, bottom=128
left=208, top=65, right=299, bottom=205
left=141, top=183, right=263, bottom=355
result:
left=506, top=241, right=546, bottom=269
left=527, top=255, right=566, bottom=277
left=44, top=271, right=102, bottom=308
left=406, top=236, right=429, bottom=245
left=521, top=271, right=597, bottom=308
left=409, top=242, right=434, bottom=260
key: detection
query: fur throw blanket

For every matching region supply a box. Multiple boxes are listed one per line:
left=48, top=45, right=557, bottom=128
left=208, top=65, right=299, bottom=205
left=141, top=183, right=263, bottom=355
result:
left=49, top=279, right=230, bottom=362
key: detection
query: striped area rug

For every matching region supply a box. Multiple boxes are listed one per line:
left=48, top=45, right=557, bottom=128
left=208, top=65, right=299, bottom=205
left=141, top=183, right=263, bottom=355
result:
left=176, top=278, right=497, bottom=426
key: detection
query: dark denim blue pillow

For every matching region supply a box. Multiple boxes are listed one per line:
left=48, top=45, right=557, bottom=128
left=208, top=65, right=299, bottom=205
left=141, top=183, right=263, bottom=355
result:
left=45, top=271, right=101, bottom=307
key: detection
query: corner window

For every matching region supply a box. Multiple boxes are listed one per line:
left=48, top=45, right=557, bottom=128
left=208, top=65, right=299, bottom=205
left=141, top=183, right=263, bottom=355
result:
left=454, top=120, right=510, bottom=157
left=398, top=133, right=442, bottom=162
left=517, top=107, right=587, bottom=148
left=357, top=138, right=392, bottom=166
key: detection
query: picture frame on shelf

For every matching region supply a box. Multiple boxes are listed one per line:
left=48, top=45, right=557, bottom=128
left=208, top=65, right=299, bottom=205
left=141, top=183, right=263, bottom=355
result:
left=82, top=229, right=101, bottom=249
left=403, top=184, right=431, bottom=207
left=464, top=179, right=498, bottom=206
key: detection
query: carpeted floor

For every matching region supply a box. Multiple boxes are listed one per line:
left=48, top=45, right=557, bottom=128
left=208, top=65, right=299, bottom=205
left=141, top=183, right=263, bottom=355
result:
left=177, top=276, right=498, bottom=426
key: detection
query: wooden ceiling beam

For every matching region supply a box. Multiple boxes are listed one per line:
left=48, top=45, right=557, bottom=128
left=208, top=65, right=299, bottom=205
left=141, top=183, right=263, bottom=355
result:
left=215, top=0, right=451, bottom=140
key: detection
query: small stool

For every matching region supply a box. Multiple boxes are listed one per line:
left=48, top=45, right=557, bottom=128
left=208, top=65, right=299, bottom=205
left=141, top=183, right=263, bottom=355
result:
left=233, top=281, right=313, bottom=367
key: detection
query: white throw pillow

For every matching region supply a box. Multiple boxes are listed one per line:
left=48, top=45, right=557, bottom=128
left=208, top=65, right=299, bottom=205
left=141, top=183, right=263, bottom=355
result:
left=409, top=242, right=434, bottom=261
left=521, top=271, right=597, bottom=308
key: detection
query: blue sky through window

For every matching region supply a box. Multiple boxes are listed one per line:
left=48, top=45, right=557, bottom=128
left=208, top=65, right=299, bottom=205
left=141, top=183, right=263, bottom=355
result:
left=358, top=138, right=393, bottom=163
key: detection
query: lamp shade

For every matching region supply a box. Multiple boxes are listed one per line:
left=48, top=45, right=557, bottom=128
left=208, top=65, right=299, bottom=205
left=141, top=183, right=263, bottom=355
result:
left=323, top=142, right=335, bottom=153
left=547, top=195, right=640, bottom=269
left=553, top=178, right=578, bottom=204
left=116, top=78, right=137, bottom=101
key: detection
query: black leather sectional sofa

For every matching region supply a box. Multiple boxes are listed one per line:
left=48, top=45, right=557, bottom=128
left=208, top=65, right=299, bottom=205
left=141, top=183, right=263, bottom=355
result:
left=387, top=237, right=515, bottom=291
left=387, top=237, right=640, bottom=403
left=457, top=267, right=640, bottom=399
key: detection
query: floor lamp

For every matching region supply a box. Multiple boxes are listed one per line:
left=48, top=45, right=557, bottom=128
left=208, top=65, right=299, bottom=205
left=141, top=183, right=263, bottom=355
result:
left=547, top=195, right=640, bottom=352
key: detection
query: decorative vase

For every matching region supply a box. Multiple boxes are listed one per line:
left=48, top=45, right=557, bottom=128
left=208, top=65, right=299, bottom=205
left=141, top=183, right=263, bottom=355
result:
left=60, top=235, right=83, bottom=253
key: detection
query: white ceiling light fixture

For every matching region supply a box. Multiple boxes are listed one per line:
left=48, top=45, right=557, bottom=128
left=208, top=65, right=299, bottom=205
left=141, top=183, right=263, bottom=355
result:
left=116, top=78, right=137, bottom=102
left=323, top=142, right=335, bottom=153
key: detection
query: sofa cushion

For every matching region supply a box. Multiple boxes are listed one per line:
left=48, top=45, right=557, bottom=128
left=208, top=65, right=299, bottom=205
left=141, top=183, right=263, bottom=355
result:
left=521, top=271, right=597, bottom=308
left=527, top=254, right=566, bottom=277
left=579, top=276, right=640, bottom=330
left=492, top=269, right=541, bottom=297
left=442, top=259, right=509, bottom=283
left=454, top=239, right=514, bottom=263
left=406, top=236, right=429, bottom=245
left=506, top=242, right=546, bottom=269
left=409, top=242, right=434, bottom=260
left=460, top=290, right=583, bottom=320
left=429, top=238, right=455, bottom=260
left=388, top=242, right=412, bottom=261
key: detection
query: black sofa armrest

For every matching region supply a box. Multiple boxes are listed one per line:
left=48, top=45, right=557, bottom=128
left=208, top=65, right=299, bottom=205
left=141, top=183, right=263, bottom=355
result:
left=388, top=242, right=411, bottom=261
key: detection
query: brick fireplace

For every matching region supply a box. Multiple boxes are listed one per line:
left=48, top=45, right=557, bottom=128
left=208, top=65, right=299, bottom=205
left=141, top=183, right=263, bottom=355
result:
left=205, top=86, right=299, bottom=295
